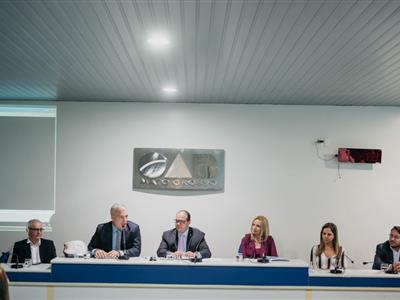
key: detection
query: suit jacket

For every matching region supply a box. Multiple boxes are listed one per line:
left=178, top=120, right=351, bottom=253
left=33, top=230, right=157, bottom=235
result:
left=88, top=221, right=141, bottom=257
left=240, top=233, right=278, bottom=258
left=373, top=240, right=397, bottom=270
left=157, top=227, right=211, bottom=258
left=12, top=238, right=57, bottom=263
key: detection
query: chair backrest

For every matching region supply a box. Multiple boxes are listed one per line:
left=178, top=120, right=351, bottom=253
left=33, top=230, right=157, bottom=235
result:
left=0, top=252, right=10, bottom=264
left=63, top=240, right=88, bottom=257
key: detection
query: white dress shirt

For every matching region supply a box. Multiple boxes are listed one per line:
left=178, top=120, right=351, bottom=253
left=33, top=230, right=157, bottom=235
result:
left=27, top=239, right=41, bottom=264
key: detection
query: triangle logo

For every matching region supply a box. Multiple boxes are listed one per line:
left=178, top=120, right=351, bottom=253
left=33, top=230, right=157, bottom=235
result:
left=164, top=153, right=192, bottom=178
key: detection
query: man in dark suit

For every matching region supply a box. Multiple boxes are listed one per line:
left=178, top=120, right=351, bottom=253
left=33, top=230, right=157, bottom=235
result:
left=373, top=226, right=400, bottom=272
left=12, top=219, right=56, bottom=264
left=88, top=203, right=141, bottom=258
left=157, top=210, right=211, bottom=259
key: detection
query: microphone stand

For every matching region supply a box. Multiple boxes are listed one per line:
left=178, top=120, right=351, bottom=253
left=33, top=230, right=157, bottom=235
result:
left=11, top=253, right=23, bottom=269
left=256, top=238, right=269, bottom=263
left=344, top=253, right=354, bottom=264
left=257, top=257, right=270, bottom=263
left=118, top=229, right=129, bottom=260
left=190, top=236, right=204, bottom=263
left=330, top=250, right=346, bottom=274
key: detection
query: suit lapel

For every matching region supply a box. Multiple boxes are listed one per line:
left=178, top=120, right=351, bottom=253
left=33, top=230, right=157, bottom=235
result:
left=173, top=229, right=178, bottom=250
left=39, top=241, right=44, bottom=262
left=187, top=227, right=193, bottom=249
left=24, top=239, right=32, bottom=259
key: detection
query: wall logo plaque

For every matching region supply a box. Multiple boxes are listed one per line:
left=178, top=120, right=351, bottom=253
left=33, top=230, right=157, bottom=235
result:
left=133, top=148, right=225, bottom=191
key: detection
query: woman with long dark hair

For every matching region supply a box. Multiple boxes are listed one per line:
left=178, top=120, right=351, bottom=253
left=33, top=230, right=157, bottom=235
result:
left=310, top=222, right=346, bottom=269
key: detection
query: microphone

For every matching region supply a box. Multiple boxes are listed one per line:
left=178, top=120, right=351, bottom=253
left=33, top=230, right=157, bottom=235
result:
left=330, top=258, right=343, bottom=274
left=190, top=236, right=204, bottom=263
left=118, top=228, right=129, bottom=260
left=363, top=261, right=373, bottom=265
left=11, top=253, right=23, bottom=269
left=256, top=237, right=269, bottom=263
left=344, top=253, right=354, bottom=264
left=330, top=268, right=343, bottom=274
left=257, top=257, right=270, bottom=263
left=330, top=250, right=344, bottom=274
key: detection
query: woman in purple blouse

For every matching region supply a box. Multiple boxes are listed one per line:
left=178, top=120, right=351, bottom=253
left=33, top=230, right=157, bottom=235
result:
left=240, top=215, right=278, bottom=258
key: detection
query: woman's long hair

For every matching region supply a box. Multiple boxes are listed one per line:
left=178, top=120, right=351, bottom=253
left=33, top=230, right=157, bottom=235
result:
left=316, top=222, right=339, bottom=257
left=250, top=215, right=269, bottom=242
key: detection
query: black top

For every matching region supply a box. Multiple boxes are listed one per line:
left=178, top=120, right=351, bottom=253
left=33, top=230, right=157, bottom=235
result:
left=373, top=240, right=397, bottom=270
left=12, top=238, right=56, bottom=263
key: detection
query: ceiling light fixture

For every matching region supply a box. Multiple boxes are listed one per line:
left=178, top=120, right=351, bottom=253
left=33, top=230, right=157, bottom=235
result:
left=162, top=86, right=177, bottom=93
left=147, top=34, right=171, bottom=48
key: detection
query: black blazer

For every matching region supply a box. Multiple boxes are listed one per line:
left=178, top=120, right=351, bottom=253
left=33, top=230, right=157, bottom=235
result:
left=12, top=238, right=56, bottom=263
left=157, top=227, right=211, bottom=258
left=372, top=241, right=396, bottom=270
left=88, top=220, right=141, bottom=257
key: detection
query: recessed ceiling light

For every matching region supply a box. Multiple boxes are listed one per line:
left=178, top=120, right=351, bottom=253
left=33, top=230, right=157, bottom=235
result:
left=162, top=86, right=177, bottom=93
left=147, top=33, right=170, bottom=48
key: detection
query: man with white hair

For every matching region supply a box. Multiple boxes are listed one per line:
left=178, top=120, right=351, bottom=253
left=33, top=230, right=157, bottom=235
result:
left=88, top=203, right=141, bottom=258
left=12, top=219, right=56, bottom=264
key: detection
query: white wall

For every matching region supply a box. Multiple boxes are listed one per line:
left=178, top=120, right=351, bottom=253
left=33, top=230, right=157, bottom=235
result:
left=2, top=102, right=400, bottom=268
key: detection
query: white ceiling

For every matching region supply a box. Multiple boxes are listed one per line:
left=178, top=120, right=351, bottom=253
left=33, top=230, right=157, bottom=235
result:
left=1, top=0, right=400, bottom=106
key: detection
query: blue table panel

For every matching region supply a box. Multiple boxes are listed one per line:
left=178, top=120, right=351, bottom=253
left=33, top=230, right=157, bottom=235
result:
left=51, top=263, right=309, bottom=286
left=7, top=271, right=52, bottom=282
left=309, top=276, right=400, bottom=288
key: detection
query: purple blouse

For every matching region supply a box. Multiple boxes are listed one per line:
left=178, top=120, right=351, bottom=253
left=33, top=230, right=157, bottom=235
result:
left=240, top=233, right=278, bottom=258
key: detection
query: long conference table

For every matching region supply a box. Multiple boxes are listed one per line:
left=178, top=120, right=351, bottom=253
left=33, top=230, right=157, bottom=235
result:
left=3, top=257, right=400, bottom=299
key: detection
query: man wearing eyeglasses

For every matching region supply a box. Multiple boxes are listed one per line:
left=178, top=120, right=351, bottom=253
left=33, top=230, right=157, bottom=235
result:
left=156, top=210, right=211, bottom=259
left=372, top=226, right=400, bottom=272
left=11, top=219, right=56, bottom=264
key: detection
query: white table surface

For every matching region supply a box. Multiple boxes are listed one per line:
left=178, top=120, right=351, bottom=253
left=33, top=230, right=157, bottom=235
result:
left=1, top=263, right=51, bottom=273
left=309, top=268, right=400, bottom=278
left=50, top=256, right=309, bottom=268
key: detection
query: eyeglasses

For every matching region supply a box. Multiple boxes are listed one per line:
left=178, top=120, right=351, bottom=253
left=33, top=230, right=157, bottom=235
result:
left=28, top=228, right=43, bottom=232
left=174, top=219, right=187, bottom=224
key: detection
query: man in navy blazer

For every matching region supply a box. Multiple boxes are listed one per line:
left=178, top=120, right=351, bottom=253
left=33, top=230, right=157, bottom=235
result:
left=12, top=219, right=56, bottom=264
left=157, top=210, right=211, bottom=259
left=88, top=204, right=141, bottom=258
left=373, top=226, right=400, bottom=272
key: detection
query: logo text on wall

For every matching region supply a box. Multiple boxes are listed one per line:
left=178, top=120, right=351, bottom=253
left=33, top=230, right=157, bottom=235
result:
left=133, top=148, right=225, bottom=191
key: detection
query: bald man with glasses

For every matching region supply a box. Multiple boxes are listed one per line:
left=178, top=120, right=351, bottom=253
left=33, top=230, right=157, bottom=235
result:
left=157, top=210, right=211, bottom=259
left=12, top=219, right=56, bottom=264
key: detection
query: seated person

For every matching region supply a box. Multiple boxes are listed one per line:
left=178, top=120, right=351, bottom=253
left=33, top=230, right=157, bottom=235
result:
left=88, top=203, right=141, bottom=258
left=310, top=222, right=347, bottom=270
left=0, top=266, right=10, bottom=300
left=240, top=215, right=277, bottom=258
left=157, top=210, right=211, bottom=259
left=12, top=219, right=56, bottom=264
left=372, top=226, right=400, bottom=272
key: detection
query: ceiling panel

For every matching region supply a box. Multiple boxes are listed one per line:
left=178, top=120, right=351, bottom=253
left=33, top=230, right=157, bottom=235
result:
left=1, top=0, right=400, bottom=106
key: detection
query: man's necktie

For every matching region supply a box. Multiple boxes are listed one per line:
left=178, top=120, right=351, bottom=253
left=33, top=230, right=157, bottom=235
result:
left=115, top=230, right=121, bottom=251
left=178, top=234, right=183, bottom=252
